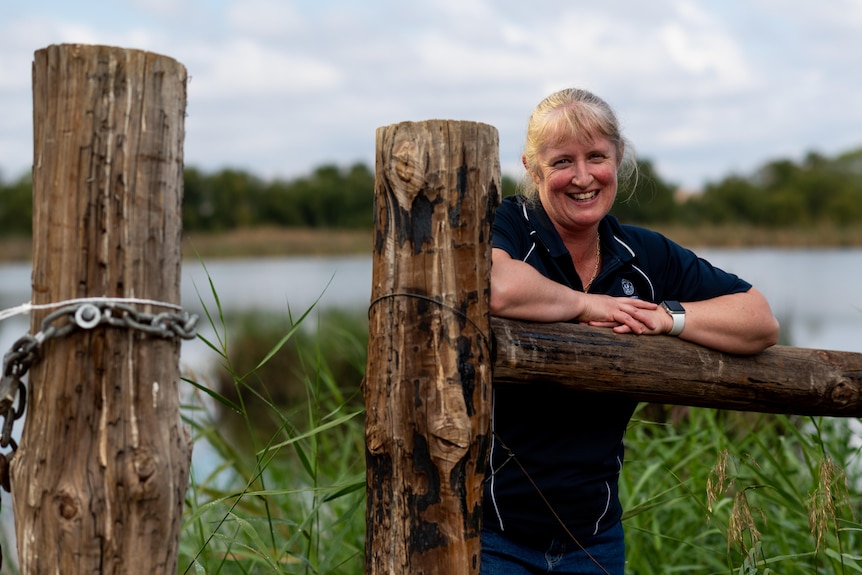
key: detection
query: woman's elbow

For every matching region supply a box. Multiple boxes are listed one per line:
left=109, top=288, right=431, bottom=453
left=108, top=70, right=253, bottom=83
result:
left=489, top=282, right=512, bottom=316
left=760, top=315, right=781, bottom=350
left=741, top=314, right=781, bottom=354
left=740, top=289, right=781, bottom=353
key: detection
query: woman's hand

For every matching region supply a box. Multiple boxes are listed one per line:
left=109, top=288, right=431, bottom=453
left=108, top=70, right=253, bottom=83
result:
left=580, top=294, right=659, bottom=333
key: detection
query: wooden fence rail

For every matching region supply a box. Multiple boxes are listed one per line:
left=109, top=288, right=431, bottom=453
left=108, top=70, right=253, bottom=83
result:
left=364, top=119, right=862, bottom=574
left=493, top=317, right=862, bottom=417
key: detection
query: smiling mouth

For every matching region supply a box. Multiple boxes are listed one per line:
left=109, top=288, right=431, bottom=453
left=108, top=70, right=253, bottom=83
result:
left=568, top=190, right=598, bottom=201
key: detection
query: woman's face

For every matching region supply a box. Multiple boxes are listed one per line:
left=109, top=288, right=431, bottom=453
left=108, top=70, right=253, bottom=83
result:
left=530, top=134, right=620, bottom=235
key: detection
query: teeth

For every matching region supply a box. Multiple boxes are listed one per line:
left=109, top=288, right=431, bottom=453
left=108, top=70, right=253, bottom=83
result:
left=570, top=191, right=597, bottom=201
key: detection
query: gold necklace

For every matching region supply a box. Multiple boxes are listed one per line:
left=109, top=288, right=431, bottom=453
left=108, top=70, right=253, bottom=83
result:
left=583, top=232, right=601, bottom=293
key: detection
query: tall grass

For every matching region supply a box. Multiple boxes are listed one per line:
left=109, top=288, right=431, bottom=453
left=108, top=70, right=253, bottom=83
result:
left=178, top=277, right=862, bottom=574
left=622, top=408, right=862, bottom=573
left=179, top=283, right=368, bottom=574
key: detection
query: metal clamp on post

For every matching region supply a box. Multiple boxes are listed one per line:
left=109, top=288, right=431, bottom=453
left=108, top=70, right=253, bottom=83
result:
left=74, top=303, right=102, bottom=329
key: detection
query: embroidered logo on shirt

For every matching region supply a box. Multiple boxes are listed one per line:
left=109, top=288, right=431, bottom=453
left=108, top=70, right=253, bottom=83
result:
left=622, top=278, right=635, bottom=296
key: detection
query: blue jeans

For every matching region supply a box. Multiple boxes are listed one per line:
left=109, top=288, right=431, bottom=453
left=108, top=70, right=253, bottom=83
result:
left=480, top=521, right=625, bottom=574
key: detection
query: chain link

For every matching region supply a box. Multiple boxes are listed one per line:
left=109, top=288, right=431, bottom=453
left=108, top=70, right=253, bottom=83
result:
left=0, top=301, right=198, bottom=460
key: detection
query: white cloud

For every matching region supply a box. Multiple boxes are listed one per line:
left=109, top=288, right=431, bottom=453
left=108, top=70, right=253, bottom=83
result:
left=658, top=22, right=752, bottom=89
left=413, top=33, right=533, bottom=85
left=225, top=0, right=306, bottom=37
left=188, top=38, right=342, bottom=99
left=128, top=0, right=195, bottom=18
left=757, top=0, right=862, bottom=33
left=0, top=0, right=860, bottom=189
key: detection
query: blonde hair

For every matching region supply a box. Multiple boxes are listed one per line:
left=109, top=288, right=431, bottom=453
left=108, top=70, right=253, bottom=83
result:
left=519, top=88, right=637, bottom=202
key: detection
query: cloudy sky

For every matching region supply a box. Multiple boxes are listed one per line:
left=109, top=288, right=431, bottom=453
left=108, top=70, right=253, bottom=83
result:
left=2, top=0, right=861, bottom=190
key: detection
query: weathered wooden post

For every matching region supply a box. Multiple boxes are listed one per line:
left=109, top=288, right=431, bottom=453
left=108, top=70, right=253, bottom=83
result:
left=9, top=44, right=191, bottom=573
left=364, top=121, right=500, bottom=573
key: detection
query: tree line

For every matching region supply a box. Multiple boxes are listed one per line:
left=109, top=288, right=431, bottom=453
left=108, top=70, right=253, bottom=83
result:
left=612, top=147, right=862, bottom=227
left=1, top=145, right=860, bottom=236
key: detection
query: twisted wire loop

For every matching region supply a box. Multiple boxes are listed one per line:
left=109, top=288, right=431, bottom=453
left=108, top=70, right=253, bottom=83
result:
left=0, top=301, right=199, bottom=488
left=368, top=291, right=492, bottom=344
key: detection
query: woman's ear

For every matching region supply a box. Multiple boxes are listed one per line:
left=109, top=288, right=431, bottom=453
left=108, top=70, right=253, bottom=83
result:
left=522, top=154, right=541, bottom=184
left=616, top=142, right=625, bottom=167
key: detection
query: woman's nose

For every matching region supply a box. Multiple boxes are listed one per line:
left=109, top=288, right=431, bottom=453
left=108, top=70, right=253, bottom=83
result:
left=571, top=163, right=592, bottom=186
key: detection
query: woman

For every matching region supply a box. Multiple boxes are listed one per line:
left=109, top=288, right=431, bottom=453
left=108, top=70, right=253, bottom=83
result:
left=482, top=88, right=779, bottom=574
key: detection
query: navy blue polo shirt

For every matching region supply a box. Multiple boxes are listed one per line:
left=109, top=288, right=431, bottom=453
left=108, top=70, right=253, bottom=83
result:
left=485, top=195, right=751, bottom=542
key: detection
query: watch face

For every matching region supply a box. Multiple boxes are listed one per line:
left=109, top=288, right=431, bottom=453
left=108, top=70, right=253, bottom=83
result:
left=663, top=300, right=685, bottom=313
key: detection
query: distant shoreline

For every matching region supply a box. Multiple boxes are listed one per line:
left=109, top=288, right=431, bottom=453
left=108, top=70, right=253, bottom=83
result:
left=3, top=224, right=862, bottom=263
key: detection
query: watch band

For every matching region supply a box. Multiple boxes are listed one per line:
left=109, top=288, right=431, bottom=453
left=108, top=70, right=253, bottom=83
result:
left=661, top=301, right=685, bottom=336
left=668, top=311, right=685, bottom=336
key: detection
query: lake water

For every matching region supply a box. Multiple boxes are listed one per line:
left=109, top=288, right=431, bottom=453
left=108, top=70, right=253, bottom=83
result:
left=1, top=249, right=861, bottom=375
left=175, top=248, right=862, bottom=355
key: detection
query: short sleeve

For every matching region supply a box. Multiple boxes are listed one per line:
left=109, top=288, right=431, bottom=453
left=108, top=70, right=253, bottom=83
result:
left=492, top=196, right=531, bottom=259
left=649, top=233, right=752, bottom=301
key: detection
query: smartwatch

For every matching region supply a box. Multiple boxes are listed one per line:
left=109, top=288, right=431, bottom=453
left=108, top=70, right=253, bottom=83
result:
left=661, top=300, right=685, bottom=336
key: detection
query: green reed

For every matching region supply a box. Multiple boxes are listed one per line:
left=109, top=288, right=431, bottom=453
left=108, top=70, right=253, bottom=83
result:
left=179, top=273, right=368, bottom=574
left=621, top=407, right=862, bottom=574
left=177, top=272, right=861, bottom=574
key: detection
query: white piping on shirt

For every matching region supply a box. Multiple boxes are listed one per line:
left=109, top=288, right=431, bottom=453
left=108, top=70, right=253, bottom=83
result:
left=524, top=237, right=538, bottom=262
left=593, top=482, right=612, bottom=536
left=631, top=264, right=656, bottom=301
left=592, top=456, right=623, bottom=535
left=612, top=234, right=636, bottom=257
left=613, top=234, right=655, bottom=301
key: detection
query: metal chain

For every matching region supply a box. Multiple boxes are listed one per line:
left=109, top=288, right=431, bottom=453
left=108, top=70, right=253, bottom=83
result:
left=0, top=300, right=198, bottom=466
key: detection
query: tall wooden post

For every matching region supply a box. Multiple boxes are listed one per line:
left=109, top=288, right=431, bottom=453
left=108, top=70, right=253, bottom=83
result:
left=365, top=121, right=500, bottom=573
left=10, top=44, right=191, bottom=573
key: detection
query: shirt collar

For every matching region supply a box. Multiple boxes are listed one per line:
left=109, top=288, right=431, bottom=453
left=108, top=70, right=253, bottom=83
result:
left=520, top=197, right=636, bottom=264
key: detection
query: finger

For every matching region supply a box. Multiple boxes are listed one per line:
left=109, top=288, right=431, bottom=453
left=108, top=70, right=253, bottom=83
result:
left=627, top=308, right=658, bottom=331
left=587, top=320, right=619, bottom=328
left=617, top=312, right=649, bottom=334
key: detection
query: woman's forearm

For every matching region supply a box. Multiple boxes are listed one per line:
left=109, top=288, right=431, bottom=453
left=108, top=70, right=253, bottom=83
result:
left=677, top=288, right=780, bottom=354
